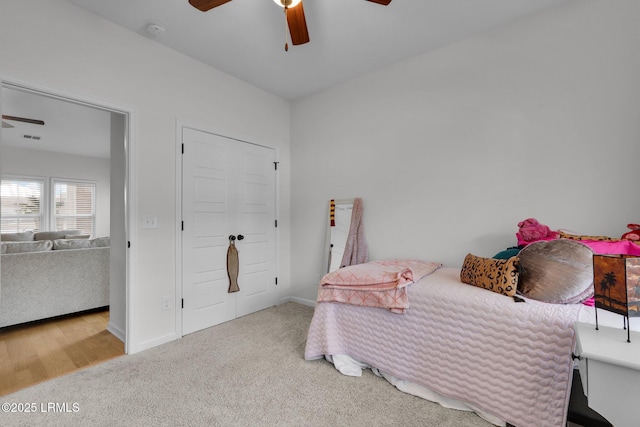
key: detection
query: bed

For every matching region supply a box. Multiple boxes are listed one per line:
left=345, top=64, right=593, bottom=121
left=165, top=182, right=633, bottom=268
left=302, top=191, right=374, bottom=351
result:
left=304, top=249, right=639, bottom=427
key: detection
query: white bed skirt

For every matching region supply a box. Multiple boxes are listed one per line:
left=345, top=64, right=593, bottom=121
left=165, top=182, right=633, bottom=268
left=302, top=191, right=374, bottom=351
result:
left=325, top=353, right=505, bottom=426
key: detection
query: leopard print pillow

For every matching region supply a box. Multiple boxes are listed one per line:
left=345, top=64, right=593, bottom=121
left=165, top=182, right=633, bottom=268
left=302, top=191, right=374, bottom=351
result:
left=460, top=253, right=519, bottom=297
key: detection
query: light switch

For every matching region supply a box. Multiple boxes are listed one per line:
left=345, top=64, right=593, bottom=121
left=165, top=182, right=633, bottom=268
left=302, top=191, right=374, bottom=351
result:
left=142, top=215, right=158, bottom=229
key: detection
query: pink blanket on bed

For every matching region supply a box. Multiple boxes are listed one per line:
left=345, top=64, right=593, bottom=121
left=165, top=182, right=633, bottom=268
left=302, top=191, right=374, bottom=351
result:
left=317, top=260, right=442, bottom=313
left=306, top=267, right=591, bottom=427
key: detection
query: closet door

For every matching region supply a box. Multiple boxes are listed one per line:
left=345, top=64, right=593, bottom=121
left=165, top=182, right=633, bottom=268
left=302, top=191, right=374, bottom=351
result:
left=182, top=128, right=277, bottom=335
left=233, top=141, right=278, bottom=317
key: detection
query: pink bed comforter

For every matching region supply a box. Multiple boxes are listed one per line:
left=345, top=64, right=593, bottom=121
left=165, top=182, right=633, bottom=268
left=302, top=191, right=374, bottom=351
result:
left=306, top=267, right=592, bottom=427
left=317, top=260, right=442, bottom=313
left=518, top=235, right=640, bottom=256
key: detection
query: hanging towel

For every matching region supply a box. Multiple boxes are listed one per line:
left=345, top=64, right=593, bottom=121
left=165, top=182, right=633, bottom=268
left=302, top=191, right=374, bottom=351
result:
left=340, top=197, right=368, bottom=268
left=227, top=240, right=240, bottom=293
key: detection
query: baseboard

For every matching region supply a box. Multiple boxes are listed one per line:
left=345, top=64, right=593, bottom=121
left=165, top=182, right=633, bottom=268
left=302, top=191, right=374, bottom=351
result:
left=128, top=332, right=181, bottom=355
left=280, top=296, right=316, bottom=308
left=106, top=320, right=126, bottom=344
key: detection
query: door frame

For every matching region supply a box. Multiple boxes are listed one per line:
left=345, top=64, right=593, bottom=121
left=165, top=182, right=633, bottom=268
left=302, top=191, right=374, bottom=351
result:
left=0, top=76, right=137, bottom=354
left=175, top=120, right=280, bottom=337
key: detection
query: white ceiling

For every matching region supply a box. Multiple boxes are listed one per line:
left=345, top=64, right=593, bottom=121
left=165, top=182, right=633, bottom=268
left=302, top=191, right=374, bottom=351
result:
left=65, top=0, right=567, bottom=100
left=2, top=0, right=568, bottom=160
left=1, top=87, right=112, bottom=159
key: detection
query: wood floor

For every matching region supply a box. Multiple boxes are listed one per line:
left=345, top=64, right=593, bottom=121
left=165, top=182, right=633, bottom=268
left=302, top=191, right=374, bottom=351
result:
left=0, top=309, right=124, bottom=396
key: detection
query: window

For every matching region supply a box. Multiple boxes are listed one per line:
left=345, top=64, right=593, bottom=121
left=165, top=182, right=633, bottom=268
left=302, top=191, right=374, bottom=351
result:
left=1, top=177, right=97, bottom=236
left=0, top=178, right=45, bottom=233
left=53, top=180, right=96, bottom=236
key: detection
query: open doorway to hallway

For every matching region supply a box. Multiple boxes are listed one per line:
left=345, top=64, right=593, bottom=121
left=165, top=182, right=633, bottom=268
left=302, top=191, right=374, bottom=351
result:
left=0, top=82, right=130, bottom=391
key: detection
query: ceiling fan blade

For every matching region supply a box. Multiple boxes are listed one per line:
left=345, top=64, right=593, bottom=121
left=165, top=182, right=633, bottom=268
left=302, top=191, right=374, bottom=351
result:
left=287, top=2, right=310, bottom=46
left=2, top=115, right=45, bottom=125
left=366, top=0, right=392, bottom=5
left=188, top=0, right=233, bottom=12
left=2, top=121, right=15, bottom=129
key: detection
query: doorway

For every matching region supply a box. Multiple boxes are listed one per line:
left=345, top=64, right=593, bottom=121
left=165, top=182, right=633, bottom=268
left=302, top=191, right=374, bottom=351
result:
left=0, top=81, right=130, bottom=350
left=180, top=127, right=278, bottom=335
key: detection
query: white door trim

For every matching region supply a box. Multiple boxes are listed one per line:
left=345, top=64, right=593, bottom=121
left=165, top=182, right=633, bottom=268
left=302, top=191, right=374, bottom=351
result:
left=0, top=75, right=137, bottom=354
left=175, top=120, right=279, bottom=337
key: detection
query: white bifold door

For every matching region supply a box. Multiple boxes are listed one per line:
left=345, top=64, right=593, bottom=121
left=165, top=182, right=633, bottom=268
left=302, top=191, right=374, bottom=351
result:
left=181, top=127, right=277, bottom=335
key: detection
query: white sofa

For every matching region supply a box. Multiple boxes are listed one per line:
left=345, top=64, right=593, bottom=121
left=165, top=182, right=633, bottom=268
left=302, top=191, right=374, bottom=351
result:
left=0, top=230, right=110, bottom=328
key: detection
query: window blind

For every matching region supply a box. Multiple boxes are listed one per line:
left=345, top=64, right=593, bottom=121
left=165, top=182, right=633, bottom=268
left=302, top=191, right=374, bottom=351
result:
left=0, top=179, right=44, bottom=233
left=53, top=180, right=95, bottom=236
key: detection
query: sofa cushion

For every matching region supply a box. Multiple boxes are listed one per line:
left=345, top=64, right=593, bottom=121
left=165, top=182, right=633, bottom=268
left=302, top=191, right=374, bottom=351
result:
left=52, top=239, right=92, bottom=250
left=52, top=237, right=110, bottom=250
left=65, top=234, right=91, bottom=239
left=1, top=231, right=35, bottom=241
left=34, top=229, right=83, bottom=241
left=1, top=240, right=53, bottom=254
left=91, top=237, right=110, bottom=248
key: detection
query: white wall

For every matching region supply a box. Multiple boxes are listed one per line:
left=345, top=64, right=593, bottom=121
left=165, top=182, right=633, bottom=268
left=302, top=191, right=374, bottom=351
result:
left=0, top=145, right=111, bottom=237
left=0, top=0, right=291, bottom=352
left=290, top=0, right=640, bottom=303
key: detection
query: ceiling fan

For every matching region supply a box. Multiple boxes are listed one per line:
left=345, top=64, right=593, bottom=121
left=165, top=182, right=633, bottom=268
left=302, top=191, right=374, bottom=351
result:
left=188, top=0, right=392, bottom=51
left=2, top=115, right=45, bottom=129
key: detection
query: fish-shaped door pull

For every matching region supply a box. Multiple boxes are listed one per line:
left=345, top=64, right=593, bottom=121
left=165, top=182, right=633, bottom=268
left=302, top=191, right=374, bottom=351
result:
left=227, top=235, right=241, bottom=293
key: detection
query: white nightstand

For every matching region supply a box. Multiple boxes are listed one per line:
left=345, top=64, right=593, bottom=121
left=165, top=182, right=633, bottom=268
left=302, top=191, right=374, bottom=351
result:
left=574, top=322, right=640, bottom=427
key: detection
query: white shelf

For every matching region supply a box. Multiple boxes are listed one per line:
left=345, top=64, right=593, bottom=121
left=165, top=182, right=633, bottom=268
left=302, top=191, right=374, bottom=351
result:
left=574, top=322, right=640, bottom=371
left=574, top=321, right=640, bottom=427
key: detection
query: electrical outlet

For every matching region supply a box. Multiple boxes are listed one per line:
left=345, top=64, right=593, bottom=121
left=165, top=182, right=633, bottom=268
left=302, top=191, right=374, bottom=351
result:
left=142, top=215, right=158, bottom=229
left=162, top=296, right=170, bottom=311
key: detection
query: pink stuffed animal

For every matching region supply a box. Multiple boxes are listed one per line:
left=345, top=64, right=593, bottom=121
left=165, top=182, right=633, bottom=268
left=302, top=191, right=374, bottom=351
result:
left=621, top=223, right=640, bottom=241
left=516, top=218, right=558, bottom=244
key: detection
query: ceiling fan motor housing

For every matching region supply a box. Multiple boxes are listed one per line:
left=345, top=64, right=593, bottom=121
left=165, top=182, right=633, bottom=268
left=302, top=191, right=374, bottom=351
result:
left=275, top=0, right=301, bottom=8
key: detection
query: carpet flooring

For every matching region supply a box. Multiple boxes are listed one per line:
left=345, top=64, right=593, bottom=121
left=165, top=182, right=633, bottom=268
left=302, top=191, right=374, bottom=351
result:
left=2, top=303, right=491, bottom=426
